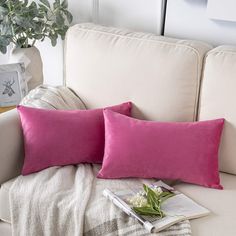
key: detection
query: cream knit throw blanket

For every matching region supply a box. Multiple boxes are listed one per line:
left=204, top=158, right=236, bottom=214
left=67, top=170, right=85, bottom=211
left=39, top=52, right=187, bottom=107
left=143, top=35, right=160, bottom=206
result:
left=10, top=85, right=192, bottom=236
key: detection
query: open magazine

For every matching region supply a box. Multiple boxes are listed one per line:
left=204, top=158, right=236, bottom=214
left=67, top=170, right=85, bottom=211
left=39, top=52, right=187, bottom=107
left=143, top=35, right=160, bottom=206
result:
left=103, top=181, right=210, bottom=233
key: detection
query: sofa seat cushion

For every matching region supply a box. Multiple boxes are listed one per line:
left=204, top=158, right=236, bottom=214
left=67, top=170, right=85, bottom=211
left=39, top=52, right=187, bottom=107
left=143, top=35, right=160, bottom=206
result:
left=1, top=173, right=236, bottom=236
left=0, top=221, right=11, bottom=236
left=0, top=178, right=16, bottom=223
left=174, top=173, right=236, bottom=236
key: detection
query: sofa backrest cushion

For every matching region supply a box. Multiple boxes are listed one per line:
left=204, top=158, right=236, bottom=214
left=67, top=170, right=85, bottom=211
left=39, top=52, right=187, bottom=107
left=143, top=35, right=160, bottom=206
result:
left=198, top=46, right=236, bottom=175
left=64, top=23, right=211, bottom=122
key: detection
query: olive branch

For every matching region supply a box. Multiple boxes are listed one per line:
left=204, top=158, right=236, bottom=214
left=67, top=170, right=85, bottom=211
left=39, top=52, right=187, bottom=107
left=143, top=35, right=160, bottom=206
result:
left=0, top=0, right=73, bottom=54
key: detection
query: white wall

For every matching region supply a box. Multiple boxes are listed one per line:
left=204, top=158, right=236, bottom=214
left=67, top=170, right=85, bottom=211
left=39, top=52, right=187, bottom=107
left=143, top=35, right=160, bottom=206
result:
left=98, top=0, right=163, bottom=34
left=35, top=39, right=64, bottom=86
left=0, top=0, right=164, bottom=86
left=207, top=0, right=236, bottom=22
left=0, top=53, right=8, bottom=65
left=69, top=0, right=164, bottom=34
left=3, top=0, right=236, bottom=85
left=165, top=0, right=236, bottom=46
left=69, top=0, right=94, bottom=23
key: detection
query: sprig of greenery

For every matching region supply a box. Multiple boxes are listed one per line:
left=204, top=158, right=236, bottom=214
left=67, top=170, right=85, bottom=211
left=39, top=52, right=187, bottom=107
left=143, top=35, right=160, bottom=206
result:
left=0, top=0, right=73, bottom=54
left=133, top=184, right=175, bottom=218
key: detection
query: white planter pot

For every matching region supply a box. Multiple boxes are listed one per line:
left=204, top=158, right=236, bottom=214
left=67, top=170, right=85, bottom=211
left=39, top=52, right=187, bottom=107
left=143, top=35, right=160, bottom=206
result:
left=8, top=46, right=44, bottom=91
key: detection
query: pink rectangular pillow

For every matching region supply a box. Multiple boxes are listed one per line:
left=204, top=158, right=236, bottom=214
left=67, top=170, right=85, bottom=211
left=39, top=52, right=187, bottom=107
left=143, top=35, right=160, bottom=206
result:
left=98, top=110, right=224, bottom=189
left=17, top=102, right=131, bottom=175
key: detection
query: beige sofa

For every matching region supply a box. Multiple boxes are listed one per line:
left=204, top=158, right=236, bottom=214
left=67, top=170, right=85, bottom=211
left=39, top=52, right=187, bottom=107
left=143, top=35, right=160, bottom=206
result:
left=0, top=24, right=236, bottom=235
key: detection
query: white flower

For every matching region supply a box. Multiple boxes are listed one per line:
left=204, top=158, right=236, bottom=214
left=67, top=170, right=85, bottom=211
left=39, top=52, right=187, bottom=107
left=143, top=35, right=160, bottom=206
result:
left=153, top=186, right=163, bottom=194
left=128, top=194, right=148, bottom=207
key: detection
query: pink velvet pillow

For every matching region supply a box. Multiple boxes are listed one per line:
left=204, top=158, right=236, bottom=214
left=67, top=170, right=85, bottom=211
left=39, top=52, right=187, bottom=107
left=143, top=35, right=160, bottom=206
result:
left=17, top=102, right=131, bottom=175
left=98, top=110, right=224, bottom=189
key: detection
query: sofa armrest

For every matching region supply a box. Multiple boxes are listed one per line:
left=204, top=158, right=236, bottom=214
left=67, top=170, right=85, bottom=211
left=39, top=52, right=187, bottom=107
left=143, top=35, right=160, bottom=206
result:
left=0, top=109, right=24, bottom=185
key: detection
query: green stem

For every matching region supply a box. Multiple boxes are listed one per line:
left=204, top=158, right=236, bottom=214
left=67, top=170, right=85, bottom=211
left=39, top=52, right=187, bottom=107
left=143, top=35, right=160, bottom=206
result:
left=32, top=39, right=36, bottom=47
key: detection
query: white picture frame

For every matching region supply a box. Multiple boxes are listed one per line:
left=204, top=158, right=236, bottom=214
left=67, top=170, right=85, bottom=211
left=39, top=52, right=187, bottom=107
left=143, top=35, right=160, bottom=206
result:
left=0, top=63, right=28, bottom=107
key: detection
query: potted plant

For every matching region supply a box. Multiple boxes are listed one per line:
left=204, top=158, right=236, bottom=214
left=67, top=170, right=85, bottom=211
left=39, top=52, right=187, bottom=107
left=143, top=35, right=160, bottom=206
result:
left=0, top=0, right=73, bottom=90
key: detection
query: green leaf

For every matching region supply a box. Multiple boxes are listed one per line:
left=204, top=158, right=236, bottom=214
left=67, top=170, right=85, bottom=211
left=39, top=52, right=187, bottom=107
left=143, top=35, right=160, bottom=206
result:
left=39, top=4, right=48, bottom=13
left=50, top=36, right=57, bottom=46
left=16, top=37, right=28, bottom=48
left=39, top=0, right=50, bottom=8
left=13, top=16, right=32, bottom=28
left=34, top=34, right=44, bottom=40
left=133, top=206, right=162, bottom=216
left=0, top=6, right=8, bottom=16
left=64, top=10, right=73, bottom=23
left=53, top=1, right=60, bottom=9
left=29, top=1, right=38, bottom=15
left=0, top=36, right=10, bottom=46
left=0, top=45, right=7, bottom=54
left=144, top=185, right=160, bottom=210
left=56, top=12, right=64, bottom=25
left=62, top=0, right=68, bottom=8
left=0, top=23, right=12, bottom=35
left=23, top=0, right=29, bottom=7
left=160, top=192, right=175, bottom=203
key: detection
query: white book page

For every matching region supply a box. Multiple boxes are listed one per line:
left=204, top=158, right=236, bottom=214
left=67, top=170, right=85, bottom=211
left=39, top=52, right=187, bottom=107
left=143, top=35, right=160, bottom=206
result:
left=162, top=193, right=210, bottom=219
